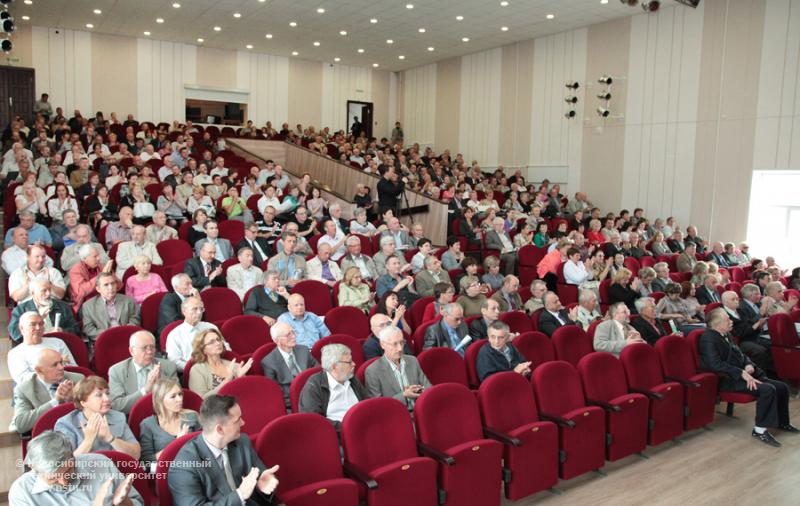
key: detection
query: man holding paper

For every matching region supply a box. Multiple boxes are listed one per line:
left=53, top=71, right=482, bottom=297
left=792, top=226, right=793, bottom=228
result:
left=422, top=302, right=471, bottom=355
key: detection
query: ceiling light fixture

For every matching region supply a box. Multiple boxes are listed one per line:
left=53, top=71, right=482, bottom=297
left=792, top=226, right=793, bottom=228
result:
left=197, top=38, right=204, bottom=42
left=93, top=9, right=102, bottom=14
left=427, top=46, right=434, bottom=51
left=373, top=63, right=379, bottom=67
left=546, top=14, right=555, bottom=19
left=339, top=30, right=347, bottom=35
left=246, top=44, right=253, bottom=49
left=21, top=15, right=30, bottom=20
left=213, top=26, right=221, bottom=31
left=386, top=39, right=393, bottom=44
left=418, top=28, right=426, bottom=33
left=156, top=18, right=164, bottom=23
left=317, top=8, right=325, bottom=13
left=456, top=15, right=464, bottom=20
left=292, top=51, right=299, bottom=56
left=172, top=2, right=181, bottom=8
left=265, top=33, right=272, bottom=38
left=370, top=18, right=378, bottom=23
left=313, top=41, right=320, bottom=46
left=24, top=0, right=32, bottom=4
left=501, top=26, right=508, bottom=31
left=406, top=4, right=414, bottom=9
left=500, top=1, right=509, bottom=6
left=334, top=57, right=341, bottom=62
left=143, top=30, right=151, bottom=36
left=85, top=23, right=94, bottom=28
left=601, top=0, right=609, bottom=3
left=233, top=12, right=241, bottom=18
left=462, top=37, right=470, bottom=42
left=289, top=21, right=297, bottom=27
left=357, top=48, right=365, bottom=53
left=398, top=55, right=405, bottom=60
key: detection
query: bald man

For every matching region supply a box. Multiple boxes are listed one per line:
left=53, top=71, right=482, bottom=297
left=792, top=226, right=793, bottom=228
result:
left=276, top=294, right=331, bottom=348
left=108, top=331, right=178, bottom=413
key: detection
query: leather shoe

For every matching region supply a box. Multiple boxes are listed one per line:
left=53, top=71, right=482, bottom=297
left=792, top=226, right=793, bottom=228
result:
left=751, top=429, right=781, bottom=447
left=778, top=424, right=800, bottom=433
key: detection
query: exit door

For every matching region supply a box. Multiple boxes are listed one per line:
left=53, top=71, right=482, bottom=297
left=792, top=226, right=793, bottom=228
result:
left=0, top=66, right=36, bottom=127
left=346, top=100, right=373, bottom=139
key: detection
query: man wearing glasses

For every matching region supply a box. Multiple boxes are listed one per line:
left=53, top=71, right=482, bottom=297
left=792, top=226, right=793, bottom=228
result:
left=422, top=302, right=470, bottom=355
left=166, top=297, right=222, bottom=371
left=108, top=330, right=178, bottom=414
left=363, top=314, right=412, bottom=360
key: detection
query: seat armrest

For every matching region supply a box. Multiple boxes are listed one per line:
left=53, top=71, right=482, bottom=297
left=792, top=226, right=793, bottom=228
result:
left=539, top=411, right=577, bottom=428
left=417, top=442, right=456, bottom=466
left=587, top=398, right=622, bottom=412
left=483, top=426, right=521, bottom=447
left=343, top=462, right=378, bottom=490
left=664, top=376, right=701, bottom=388
left=629, top=387, right=664, bottom=400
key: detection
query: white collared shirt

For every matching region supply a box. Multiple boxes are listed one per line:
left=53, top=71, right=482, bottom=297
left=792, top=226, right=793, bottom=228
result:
left=325, top=371, right=359, bottom=422
left=166, top=321, right=220, bottom=370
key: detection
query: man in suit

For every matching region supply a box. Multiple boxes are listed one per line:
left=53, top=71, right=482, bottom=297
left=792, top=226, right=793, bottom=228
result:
left=676, top=242, right=697, bottom=273
left=699, top=308, right=796, bottom=447
left=696, top=274, right=722, bottom=305
left=376, top=165, right=405, bottom=212
left=363, top=314, right=413, bottom=359
left=485, top=217, right=517, bottom=275
left=632, top=297, right=670, bottom=345
left=593, top=302, right=646, bottom=356
left=245, top=271, right=289, bottom=325
left=108, top=330, right=178, bottom=414
left=81, top=272, right=141, bottom=351
left=8, top=279, right=80, bottom=344
left=168, top=395, right=279, bottom=505
left=237, top=222, right=272, bottom=267
left=423, top=302, right=470, bottom=354
left=469, top=298, right=501, bottom=340
left=707, top=241, right=730, bottom=268
left=602, top=231, right=624, bottom=258
left=414, top=255, right=452, bottom=297
left=194, top=220, right=235, bottom=262
left=380, top=217, right=412, bottom=251
left=306, top=243, right=343, bottom=287
left=365, top=325, right=431, bottom=411
left=158, top=273, right=199, bottom=337
left=327, top=203, right=350, bottom=235
left=266, top=232, right=306, bottom=287
left=476, top=321, right=531, bottom=383
left=491, top=275, right=523, bottom=312
left=340, top=235, right=379, bottom=281
left=299, top=343, right=368, bottom=431
left=185, top=241, right=226, bottom=291
left=114, top=224, right=164, bottom=279
left=722, top=289, right=774, bottom=375
left=261, top=322, right=317, bottom=407
left=538, top=292, right=580, bottom=337
left=651, top=262, right=671, bottom=293
left=372, top=235, right=405, bottom=278
left=12, top=348, right=83, bottom=434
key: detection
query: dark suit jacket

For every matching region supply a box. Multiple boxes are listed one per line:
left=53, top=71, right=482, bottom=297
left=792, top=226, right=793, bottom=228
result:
left=468, top=318, right=491, bottom=340
left=423, top=320, right=469, bottom=350
left=707, top=252, right=730, bottom=268
left=184, top=257, right=226, bottom=290
left=631, top=317, right=666, bottom=346
left=485, top=229, right=513, bottom=253
left=608, top=283, right=639, bottom=313
left=168, top=433, right=273, bottom=506
left=9, top=298, right=81, bottom=343
left=732, top=303, right=763, bottom=343
left=260, top=345, right=316, bottom=404
left=603, top=243, right=624, bottom=258
left=698, top=328, right=763, bottom=391
left=157, top=292, right=183, bottom=337
left=651, top=277, right=669, bottom=293
left=476, top=343, right=526, bottom=382
left=696, top=286, right=721, bottom=305
left=298, top=370, right=368, bottom=430
left=538, top=310, right=576, bottom=337
left=667, top=239, right=685, bottom=253
left=491, top=290, right=523, bottom=312
left=362, top=335, right=411, bottom=360
left=244, top=289, right=288, bottom=320
left=236, top=237, right=273, bottom=266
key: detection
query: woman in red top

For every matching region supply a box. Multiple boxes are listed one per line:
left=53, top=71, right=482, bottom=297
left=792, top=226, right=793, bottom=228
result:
left=586, top=218, right=605, bottom=246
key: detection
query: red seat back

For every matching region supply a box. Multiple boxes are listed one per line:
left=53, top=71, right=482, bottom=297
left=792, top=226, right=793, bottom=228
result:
left=140, top=291, right=167, bottom=335
left=218, top=377, right=287, bottom=435
left=93, top=450, right=154, bottom=505
left=513, top=331, right=555, bottom=369
left=311, top=334, right=365, bottom=368
left=220, top=315, right=270, bottom=355
left=417, top=347, right=469, bottom=386
left=620, top=343, right=666, bottom=390
left=249, top=342, right=278, bottom=375
left=128, top=389, right=203, bottom=439
left=408, top=296, right=435, bottom=330
left=355, top=357, right=379, bottom=384
left=94, top=325, right=145, bottom=378
left=156, top=432, right=201, bottom=506
left=32, top=402, right=75, bottom=438
left=531, top=361, right=587, bottom=416
left=218, top=220, right=245, bottom=245
left=499, top=310, right=534, bottom=334
left=156, top=239, right=194, bottom=266
left=768, top=313, right=800, bottom=347
left=414, top=383, right=484, bottom=450
left=324, top=306, right=370, bottom=339
left=464, top=340, right=488, bottom=387
left=290, top=367, right=321, bottom=413
left=577, top=352, right=630, bottom=402
left=199, top=287, right=243, bottom=322
left=686, top=329, right=704, bottom=369
left=478, top=372, right=541, bottom=432
left=44, top=331, right=89, bottom=368
left=342, top=397, right=421, bottom=470
left=551, top=326, right=593, bottom=366
left=292, top=280, right=333, bottom=316
left=655, top=335, right=697, bottom=380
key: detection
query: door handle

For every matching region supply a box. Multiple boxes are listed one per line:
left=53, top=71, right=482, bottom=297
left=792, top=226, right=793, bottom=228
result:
left=8, top=97, right=12, bottom=106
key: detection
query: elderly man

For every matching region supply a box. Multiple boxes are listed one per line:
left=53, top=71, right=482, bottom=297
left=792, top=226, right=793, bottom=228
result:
left=3, top=211, right=52, bottom=247
left=340, top=235, right=379, bottom=280
left=593, top=302, right=646, bottom=356
left=651, top=262, right=671, bottom=292
left=485, top=217, right=517, bottom=275
left=372, top=235, right=404, bottom=277
left=423, top=302, right=470, bottom=354
left=157, top=273, right=199, bottom=336
left=108, top=330, right=178, bottom=414
left=476, top=321, right=531, bottom=383
left=299, top=343, right=368, bottom=430
left=721, top=290, right=774, bottom=375
left=328, top=203, right=349, bottom=235
left=469, top=298, right=501, bottom=340
left=9, top=279, right=80, bottom=344
left=362, top=313, right=412, bottom=359
left=538, top=292, right=579, bottom=337
left=575, top=289, right=602, bottom=330
left=166, top=296, right=220, bottom=370
left=146, top=210, right=179, bottom=243
left=696, top=274, right=722, bottom=305
left=699, top=309, right=796, bottom=447
left=8, top=312, right=76, bottom=385
left=632, top=297, right=670, bottom=345
left=524, top=279, right=548, bottom=314
left=194, top=220, right=235, bottom=262
left=237, top=221, right=272, bottom=266
left=12, top=349, right=84, bottom=433
left=9, top=244, right=66, bottom=303
left=317, top=218, right=348, bottom=262
left=185, top=242, right=226, bottom=291
left=676, top=242, right=697, bottom=273
left=49, top=209, right=82, bottom=252
left=81, top=272, right=140, bottom=351
left=277, top=294, right=331, bottom=348
left=764, top=281, right=799, bottom=315
left=706, top=242, right=730, bottom=268
left=491, top=274, right=523, bottom=312
left=566, top=191, right=592, bottom=215
left=60, top=223, right=108, bottom=271
left=2, top=227, right=45, bottom=275
left=306, top=243, right=343, bottom=287
left=10, top=431, right=143, bottom=505
left=415, top=255, right=453, bottom=297
left=365, top=325, right=431, bottom=411
left=267, top=232, right=306, bottom=287
left=168, top=395, right=279, bottom=505
left=245, top=270, right=290, bottom=325
left=380, top=217, right=412, bottom=251
left=115, top=224, right=163, bottom=279
left=376, top=256, right=419, bottom=307
left=261, top=322, right=317, bottom=407
left=227, top=246, right=264, bottom=301
left=68, top=244, right=117, bottom=309
left=105, top=205, right=134, bottom=248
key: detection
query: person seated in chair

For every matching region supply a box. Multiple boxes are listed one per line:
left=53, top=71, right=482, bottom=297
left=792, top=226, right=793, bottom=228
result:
left=108, top=330, right=178, bottom=414
left=476, top=321, right=531, bottom=383
left=631, top=297, right=671, bottom=345
left=244, top=270, right=290, bottom=325
left=227, top=246, right=264, bottom=301
left=237, top=221, right=272, bottom=266
left=8, top=279, right=80, bottom=344
left=306, top=243, right=343, bottom=287
left=184, top=242, right=226, bottom=291
left=376, top=256, right=419, bottom=307
left=538, top=292, right=579, bottom=337
left=81, top=272, right=141, bottom=353
left=115, top=224, right=163, bottom=279
left=266, top=231, right=307, bottom=287
left=414, top=255, right=453, bottom=298
left=468, top=298, right=501, bottom=340
left=722, top=289, right=774, bottom=376
left=276, top=294, right=331, bottom=348
left=340, top=235, right=379, bottom=281
left=261, top=322, right=317, bottom=408
left=696, top=274, right=722, bottom=305
left=422, top=302, right=470, bottom=354
left=593, top=302, right=646, bottom=356
left=166, top=296, right=220, bottom=371
left=9, top=243, right=67, bottom=304
left=157, top=273, right=199, bottom=337
left=490, top=274, right=523, bottom=312
left=365, top=325, right=431, bottom=411
left=139, top=378, right=201, bottom=473
left=194, top=220, right=235, bottom=262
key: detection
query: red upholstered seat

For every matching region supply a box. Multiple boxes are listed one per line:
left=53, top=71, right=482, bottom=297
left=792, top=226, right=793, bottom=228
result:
left=354, top=357, right=379, bottom=385
left=140, top=292, right=167, bottom=335
left=513, top=331, right=554, bottom=369
left=94, top=325, right=145, bottom=379
left=414, top=384, right=503, bottom=506
left=44, top=331, right=89, bottom=368
left=256, top=414, right=359, bottom=506
left=767, top=313, right=800, bottom=381
left=93, top=450, right=154, bottom=505
left=531, top=361, right=606, bottom=480
left=551, top=325, right=593, bottom=367
left=290, top=367, right=322, bottom=413
left=200, top=287, right=243, bottom=322
left=250, top=342, right=278, bottom=375
left=408, top=296, right=435, bottom=331
left=65, top=365, right=95, bottom=377
left=464, top=340, right=488, bottom=388
left=577, top=352, right=649, bottom=461
left=156, top=239, right=194, bottom=266
left=417, top=347, right=469, bottom=386
left=412, top=318, right=440, bottom=355
left=32, top=402, right=75, bottom=438
left=160, top=320, right=182, bottom=353
left=341, top=398, right=439, bottom=506
left=292, top=280, right=333, bottom=316
left=218, top=219, right=245, bottom=245
left=156, top=432, right=201, bottom=506
left=477, top=372, right=558, bottom=500
left=656, top=335, right=718, bottom=430
left=218, top=377, right=286, bottom=436
left=311, top=335, right=365, bottom=368
left=221, top=315, right=270, bottom=356
left=499, top=310, right=533, bottom=334
left=325, top=306, right=370, bottom=339
left=128, top=389, right=203, bottom=439
left=620, top=343, right=684, bottom=445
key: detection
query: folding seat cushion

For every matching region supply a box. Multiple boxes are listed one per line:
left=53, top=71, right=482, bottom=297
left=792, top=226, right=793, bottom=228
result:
left=656, top=335, right=718, bottom=430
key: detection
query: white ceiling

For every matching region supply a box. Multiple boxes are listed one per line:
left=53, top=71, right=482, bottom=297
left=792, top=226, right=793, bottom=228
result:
left=10, top=0, right=684, bottom=71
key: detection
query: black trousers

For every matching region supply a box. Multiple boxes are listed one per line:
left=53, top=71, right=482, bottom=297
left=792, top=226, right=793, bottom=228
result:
left=739, top=337, right=776, bottom=377
left=732, top=378, right=790, bottom=428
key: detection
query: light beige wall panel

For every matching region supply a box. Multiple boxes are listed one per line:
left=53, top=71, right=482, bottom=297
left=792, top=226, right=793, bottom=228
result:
left=403, top=63, right=437, bottom=147
left=196, top=47, right=237, bottom=89
left=8, top=24, right=32, bottom=67
left=91, top=33, right=137, bottom=118
left=433, top=58, right=459, bottom=152
left=321, top=63, right=372, bottom=133
left=499, top=40, right=534, bottom=168
left=372, top=70, right=391, bottom=140
left=459, top=48, right=503, bottom=167
left=288, top=59, right=322, bottom=128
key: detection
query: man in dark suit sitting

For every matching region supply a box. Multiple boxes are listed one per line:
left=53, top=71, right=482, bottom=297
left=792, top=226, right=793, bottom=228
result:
left=363, top=314, right=412, bottom=359
left=422, top=302, right=470, bottom=355
left=168, top=395, right=279, bottom=505
left=721, top=289, right=774, bottom=375
left=538, top=292, right=579, bottom=337
left=298, top=343, right=368, bottom=431
left=468, top=298, right=501, bottom=340
left=157, top=273, right=199, bottom=338
left=237, top=222, right=273, bottom=266
left=476, top=321, right=531, bottom=383
left=631, top=297, right=670, bottom=345
left=696, top=275, right=722, bottom=305
left=244, top=271, right=289, bottom=325
left=698, top=308, right=796, bottom=447
left=261, top=322, right=317, bottom=407
left=184, top=241, right=226, bottom=291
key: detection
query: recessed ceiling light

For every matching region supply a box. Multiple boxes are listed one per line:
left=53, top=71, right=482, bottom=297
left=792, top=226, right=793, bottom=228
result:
left=546, top=14, right=555, bottom=19
left=24, top=0, right=33, bottom=4
left=456, top=15, right=464, bottom=21
left=213, top=26, right=221, bottom=31
left=172, top=2, right=181, bottom=8
left=334, top=57, right=341, bottom=62
left=406, top=4, right=414, bottom=9
left=398, top=55, right=405, bottom=60
left=197, top=38, right=204, bottom=42
left=93, top=9, right=102, bottom=14
left=427, top=46, right=434, bottom=51
left=265, top=33, right=273, bottom=38
left=500, top=1, right=509, bottom=5
left=462, top=37, right=470, bottom=42
left=292, top=51, right=299, bottom=56
left=418, top=28, right=426, bottom=33
left=143, top=31, right=151, bottom=36
left=85, top=23, right=94, bottom=28
left=313, top=41, right=320, bottom=46
left=339, top=30, right=347, bottom=35
left=386, top=39, right=394, bottom=44
left=259, top=0, right=266, bottom=2
left=372, top=63, right=379, bottom=67
left=246, top=44, right=253, bottom=49
left=370, top=18, right=378, bottom=24
left=501, top=26, right=508, bottom=31
left=357, top=48, right=365, bottom=53
left=601, top=0, right=608, bottom=3
left=233, top=13, right=241, bottom=18
left=22, top=15, right=30, bottom=20
left=317, top=7, right=325, bottom=13
left=156, top=18, right=164, bottom=23
left=289, top=21, right=297, bottom=27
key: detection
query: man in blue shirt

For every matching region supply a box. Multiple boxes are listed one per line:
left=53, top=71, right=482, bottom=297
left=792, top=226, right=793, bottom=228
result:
left=4, top=211, right=53, bottom=247
left=277, top=293, right=331, bottom=348
left=422, top=302, right=470, bottom=354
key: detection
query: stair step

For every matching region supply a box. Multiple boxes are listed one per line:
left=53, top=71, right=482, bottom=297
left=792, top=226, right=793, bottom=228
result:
left=0, top=443, right=22, bottom=502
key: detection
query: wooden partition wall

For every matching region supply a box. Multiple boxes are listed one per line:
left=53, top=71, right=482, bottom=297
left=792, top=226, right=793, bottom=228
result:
left=227, top=139, right=450, bottom=245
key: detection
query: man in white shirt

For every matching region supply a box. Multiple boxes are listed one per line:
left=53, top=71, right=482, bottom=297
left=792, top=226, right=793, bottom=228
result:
left=8, top=312, right=76, bottom=385
left=2, top=227, right=46, bottom=275
left=115, top=225, right=163, bottom=279
left=257, top=186, right=282, bottom=216
left=158, top=157, right=176, bottom=182
left=8, top=244, right=66, bottom=303
left=210, top=156, right=229, bottom=178
left=166, top=296, right=220, bottom=371
left=306, top=243, right=342, bottom=287
left=226, top=246, right=264, bottom=301
left=317, top=219, right=347, bottom=262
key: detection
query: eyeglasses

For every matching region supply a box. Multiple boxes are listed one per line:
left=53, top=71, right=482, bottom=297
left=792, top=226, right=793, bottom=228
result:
left=134, top=345, right=156, bottom=351
left=204, top=337, right=224, bottom=346
left=337, top=360, right=354, bottom=366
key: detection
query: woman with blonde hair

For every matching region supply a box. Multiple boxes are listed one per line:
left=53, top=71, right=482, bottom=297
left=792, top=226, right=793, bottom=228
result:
left=607, top=267, right=641, bottom=313
left=187, top=185, right=215, bottom=218
left=139, top=378, right=200, bottom=471
left=15, top=180, right=47, bottom=221
left=690, top=261, right=709, bottom=286
left=188, top=329, right=253, bottom=398
left=586, top=219, right=604, bottom=246
left=482, top=256, right=504, bottom=291
left=650, top=231, right=671, bottom=257
left=338, top=266, right=373, bottom=312
left=125, top=255, right=168, bottom=305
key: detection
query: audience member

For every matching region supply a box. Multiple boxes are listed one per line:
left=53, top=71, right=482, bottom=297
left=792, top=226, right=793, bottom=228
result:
left=725, top=288, right=774, bottom=374
left=440, top=236, right=465, bottom=271
left=166, top=297, right=220, bottom=370
left=8, top=312, right=76, bottom=385
left=68, top=243, right=117, bottom=309
left=469, top=298, right=501, bottom=340
left=607, top=268, right=641, bottom=314
left=485, top=217, right=517, bottom=275
left=277, top=294, right=331, bottom=348
left=139, top=378, right=201, bottom=472
left=338, top=266, right=373, bottom=312
left=158, top=273, right=199, bottom=336
left=476, top=321, right=531, bottom=382
left=105, top=205, right=134, bottom=248
left=185, top=241, right=226, bottom=291
left=491, top=274, right=523, bottom=312
left=423, top=302, right=469, bottom=354
left=267, top=232, right=306, bottom=287
left=340, top=235, right=379, bottom=281
left=108, top=330, right=178, bottom=414
left=227, top=246, right=264, bottom=301
left=307, top=242, right=343, bottom=286
left=261, top=322, right=317, bottom=407
left=81, top=272, right=140, bottom=351
left=59, top=223, right=107, bottom=271
left=575, top=289, right=603, bottom=330
left=632, top=297, right=670, bottom=345
left=125, top=254, right=168, bottom=305
left=372, top=235, right=404, bottom=277
left=456, top=277, right=488, bottom=317
left=244, top=270, right=290, bottom=324
left=4, top=211, right=52, bottom=247
left=365, top=325, right=430, bottom=411
left=115, top=224, right=163, bottom=278
left=8, top=279, right=79, bottom=343
left=237, top=221, right=272, bottom=266
left=194, top=220, right=234, bottom=262
left=376, top=256, right=418, bottom=307
left=9, top=243, right=67, bottom=303
left=538, top=292, right=579, bottom=337
left=593, top=302, right=645, bottom=356
left=524, top=279, right=548, bottom=314
left=189, top=329, right=253, bottom=398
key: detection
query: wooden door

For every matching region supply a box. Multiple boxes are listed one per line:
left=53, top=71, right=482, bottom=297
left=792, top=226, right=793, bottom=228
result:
left=0, top=66, right=36, bottom=126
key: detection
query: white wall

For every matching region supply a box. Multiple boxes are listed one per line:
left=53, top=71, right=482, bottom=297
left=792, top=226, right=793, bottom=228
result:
left=401, top=63, right=437, bottom=147
left=136, top=39, right=196, bottom=123
left=321, top=63, right=373, bottom=133
left=31, top=27, right=93, bottom=114
left=236, top=51, right=290, bottom=127
left=459, top=48, right=503, bottom=167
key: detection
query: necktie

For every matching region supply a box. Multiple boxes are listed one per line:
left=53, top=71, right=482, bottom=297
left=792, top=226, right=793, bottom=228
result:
left=506, top=293, right=515, bottom=310
left=286, top=353, right=301, bottom=378
left=137, top=367, right=150, bottom=389
left=205, top=262, right=211, bottom=276
left=219, top=449, right=237, bottom=491
left=49, top=382, right=59, bottom=398
left=502, top=347, right=513, bottom=364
